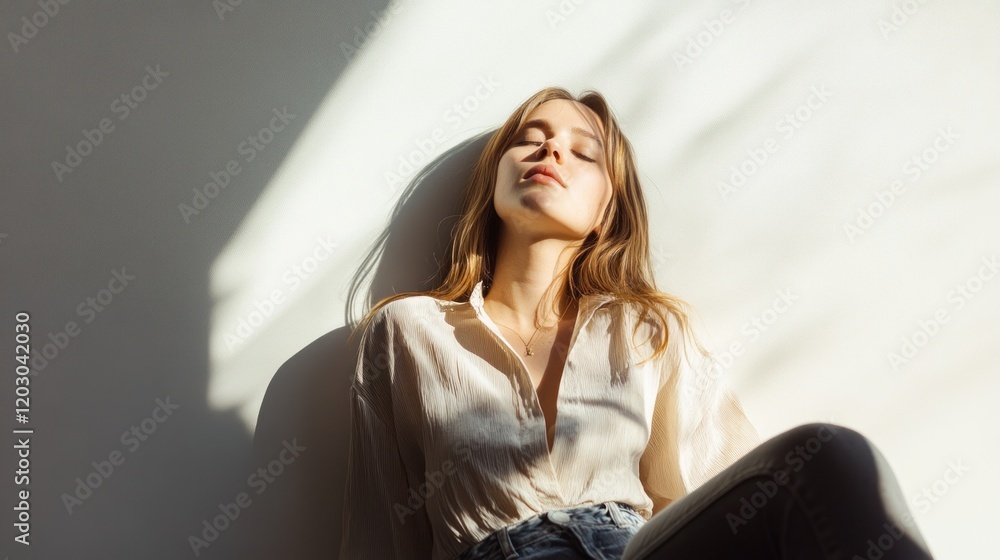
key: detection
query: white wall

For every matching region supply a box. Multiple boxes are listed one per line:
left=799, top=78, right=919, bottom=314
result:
left=3, top=0, right=995, bottom=557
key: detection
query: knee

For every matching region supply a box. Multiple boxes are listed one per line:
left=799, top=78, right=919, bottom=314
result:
left=768, top=423, right=881, bottom=482
left=781, top=422, right=871, bottom=451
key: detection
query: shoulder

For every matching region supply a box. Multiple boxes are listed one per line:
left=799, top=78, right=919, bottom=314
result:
left=378, top=295, right=442, bottom=326
left=643, top=304, right=717, bottom=382
left=361, top=294, right=445, bottom=341
left=619, top=300, right=691, bottom=349
left=354, top=297, right=436, bottom=393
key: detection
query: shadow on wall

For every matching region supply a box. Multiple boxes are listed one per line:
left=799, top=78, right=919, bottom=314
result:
left=252, top=132, right=492, bottom=558
left=6, top=2, right=433, bottom=560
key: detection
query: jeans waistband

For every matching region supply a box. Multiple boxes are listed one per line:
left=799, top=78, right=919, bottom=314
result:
left=458, top=501, right=641, bottom=559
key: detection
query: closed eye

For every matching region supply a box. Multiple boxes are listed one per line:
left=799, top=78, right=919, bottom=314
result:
left=514, top=140, right=596, bottom=162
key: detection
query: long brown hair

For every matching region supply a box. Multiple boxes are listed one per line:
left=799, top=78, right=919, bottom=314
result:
left=349, top=86, right=709, bottom=366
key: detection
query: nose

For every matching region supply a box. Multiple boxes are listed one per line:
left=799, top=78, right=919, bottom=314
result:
left=535, top=138, right=563, bottom=163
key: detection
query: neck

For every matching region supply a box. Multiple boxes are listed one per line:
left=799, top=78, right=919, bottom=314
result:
left=484, top=232, right=581, bottom=332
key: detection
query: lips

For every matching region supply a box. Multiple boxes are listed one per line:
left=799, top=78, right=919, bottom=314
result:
left=523, top=164, right=565, bottom=187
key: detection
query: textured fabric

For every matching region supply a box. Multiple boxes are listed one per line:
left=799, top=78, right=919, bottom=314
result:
left=339, top=280, right=761, bottom=560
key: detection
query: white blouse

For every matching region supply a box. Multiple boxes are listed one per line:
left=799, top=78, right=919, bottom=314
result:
left=339, top=279, right=761, bottom=560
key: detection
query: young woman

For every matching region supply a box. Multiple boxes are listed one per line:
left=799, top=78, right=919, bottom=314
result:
left=339, top=87, right=935, bottom=560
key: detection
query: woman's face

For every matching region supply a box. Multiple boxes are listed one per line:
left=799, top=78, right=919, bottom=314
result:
left=494, top=99, right=613, bottom=241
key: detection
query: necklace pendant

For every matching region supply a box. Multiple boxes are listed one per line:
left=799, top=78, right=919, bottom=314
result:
left=525, top=348, right=533, bottom=356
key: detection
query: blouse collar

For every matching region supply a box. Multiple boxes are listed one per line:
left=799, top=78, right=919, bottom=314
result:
left=468, top=279, right=616, bottom=317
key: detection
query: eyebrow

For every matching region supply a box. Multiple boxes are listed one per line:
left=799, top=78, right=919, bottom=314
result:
left=519, top=118, right=604, bottom=148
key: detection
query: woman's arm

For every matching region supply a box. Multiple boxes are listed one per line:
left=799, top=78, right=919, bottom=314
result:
left=339, top=309, right=433, bottom=559
left=638, top=313, right=761, bottom=512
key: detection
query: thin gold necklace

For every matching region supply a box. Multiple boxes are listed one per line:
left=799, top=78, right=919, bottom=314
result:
left=490, top=301, right=573, bottom=356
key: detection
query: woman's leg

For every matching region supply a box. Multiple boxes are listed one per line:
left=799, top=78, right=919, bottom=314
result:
left=622, top=423, right=935, bottom=560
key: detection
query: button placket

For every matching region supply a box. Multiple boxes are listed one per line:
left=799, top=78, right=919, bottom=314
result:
left=471, top=294, right=565, bottom=500
left=467, top=280, right=616, bottom=505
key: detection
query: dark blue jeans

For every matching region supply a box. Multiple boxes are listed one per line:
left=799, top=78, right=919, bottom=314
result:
left=456, top=500, right=643, bottom=560
left=459, top=423, right=935, bottom=559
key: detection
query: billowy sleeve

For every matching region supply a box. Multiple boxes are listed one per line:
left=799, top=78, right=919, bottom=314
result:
left=339, top=308, right=433, bottom=559
left=638, top=312, right=761, bottom=514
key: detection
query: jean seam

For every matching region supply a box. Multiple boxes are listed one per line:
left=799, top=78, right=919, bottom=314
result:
left=771, top=473, right=847, bottom=560
left=511, top=530, right=556, bottom=550
left=497, top=525, right=518, bottom=559
left=563, top=520, right=633, bottom=560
